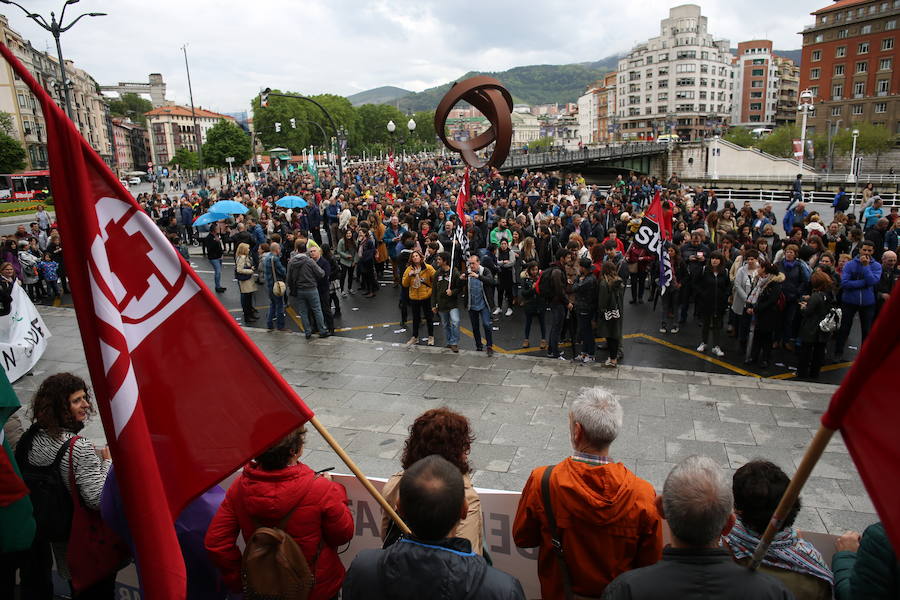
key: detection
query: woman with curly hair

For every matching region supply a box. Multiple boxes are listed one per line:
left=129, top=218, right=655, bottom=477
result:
left=379, top=408, right=483, bottom=554
left=14, top=373, right=113, bottom=599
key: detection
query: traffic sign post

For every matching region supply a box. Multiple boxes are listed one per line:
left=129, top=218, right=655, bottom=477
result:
left=225, top=156, right=235, bottom=182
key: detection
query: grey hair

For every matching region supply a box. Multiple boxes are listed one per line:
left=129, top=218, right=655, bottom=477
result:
left=662, top=455, right=733, bottom=547
left=269, top=242, right=281, bottom=253
left=569, top=387, right=623, bottom=449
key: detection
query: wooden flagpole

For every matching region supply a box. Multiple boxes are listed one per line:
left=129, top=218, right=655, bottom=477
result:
left=749, top=424, right=835, bottom=569
left=309, top=416, right=412, bottom=535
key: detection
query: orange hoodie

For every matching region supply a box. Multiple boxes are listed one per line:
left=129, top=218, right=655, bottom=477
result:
left=513, top=459, right=663, bottom=599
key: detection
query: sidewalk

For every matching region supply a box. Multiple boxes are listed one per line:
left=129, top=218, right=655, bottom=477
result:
left=16, top=306, right=877, bottom=538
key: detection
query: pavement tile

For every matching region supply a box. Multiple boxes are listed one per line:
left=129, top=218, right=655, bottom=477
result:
left=420, top=365, right=464, bottom=382
left=501, top=372, right=551, bottom=389
left=758, top=380, right=812, bottom=391
left=482, top=402, right=536, bottom=425
left=476, top=385, right=522, bottom=404
left=515, top=387, right=566, bottom=408
left=788, top=390, right=831, bottom=411
left=341, top=375, right=395, bottom=393
left=489, top=357, right=535, bottom=372
left=639, top=415, right=696, bottom=441
left=344, top=431, right=406, bottom=460
left=771, top=407, right=825, bottom=428
left=735, top=388, right=794, bottom=407
left=619, top=396, right=666, bottom=418
left=641, top=381, right=690, bottom=399
left=468, top=443, right=518, bottom=472
left=308, top=406, right=351, bottom=428
left=801, top=477, right=854, bottom=511
left=693, top=420, right=754, bottom=445
left=794, top=507, right=827, bottom=533
left=424, top=381, right=479, bottom=399
left=460, top=368, right=510, bottom=385
left=452, top=354, right=498, bottom=369
left=278, top=368, right=318, bottom=386
left=716, top=403, right=776, bottom=425
left=793, top=451, right=860, bottom=480
left=665, top=440, right=729, bottom=467
left=299, top=450, right=342, bottom=474
left=412, top=353, right=452, bottom=366
left=530, top=405, right=570, bottom=428
left=383, top=379, right=435, bottom=396
left=471, top=469, right=530, bottom=492
left=296, top=357, right=348, bottom=373
left=547, top=374, right=608, bottom=393
left=348, top=392, right=432, bottom=415
left=300, top=372, right=358, bottom=389
left=304, top=426, right=359, bottom=452
left=339, top=410, right=403, bottom=433
left=531, top=363, right=577, bottom=377
left=469, top=420, right=503, bottom=445
left=707, top=375, right=760, bottom=389
left=615, top=369, right=663, bottom=382
left=613, top=432, right=668, bottom=461
left=635, top=460, right=677, bottom=490
left=688, top=384, right=741, bottom=403
left=820, top=431, right=850, bottom=454
left=665, top=398, right=719, bottom=421
left=492, top=423, right=553, bottom=448
left=724, top=444, right=797, bottom=473
left=507, top=445, right=570, bottom=475
left=374, top=350, right=419, bottom=366
left=341, top=361, right=428, bottom=379
left=663, top=373, right=711, bottom=384
left=816, top=509, right=880, bottom=536
left=838, top=480, right=877, bottom=513
left=440, top=400, right=488, bottom=422
left=594, top=379, right=642, bottom=396
left=351, top=455, right=403, bottom=479
left=749, top=424, right=814, bottom=450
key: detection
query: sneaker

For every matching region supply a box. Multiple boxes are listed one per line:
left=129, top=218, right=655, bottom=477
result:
left=582, top=356, right=595, bottom=364
left=450, top=345, right=459, bottom=353
left=406, top=336, right=417, bottom=346
left=492, top=307, right=502, bottom=316
left=522, top=339, right=530, bottom=348
left=558, top=355, right=568, bottom=361
left=711, top=346, right=725, bottom=357
left=696, top=343, right=707, bottom=352
left=427, top=336, right=435, bottom=346
left=505, top=308, right=513, bottom=317
left=486, top=346, right=494, bottom=357
left=215, top=287, right=227, bottom=293
left=659, top=326, right=667, bottom=333
left=319, top=332, right=330, bottom=339
left=305, top=333, right=313, bottom=340
left=603, top=358, right=616, bottom=368
left=341, top=292, right=348, bottom=298
left=670, top=326, right=680, bottom=334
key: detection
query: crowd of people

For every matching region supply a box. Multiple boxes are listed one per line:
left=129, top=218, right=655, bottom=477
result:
left=133, top=156, right=898, bottom=378
left=3, top=378, right=895, bottom=599
left=0, top=204, right=66, bottom=306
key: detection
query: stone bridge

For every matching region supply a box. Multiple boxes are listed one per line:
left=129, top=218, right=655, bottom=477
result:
left=498, top=142, right=670, bottom=175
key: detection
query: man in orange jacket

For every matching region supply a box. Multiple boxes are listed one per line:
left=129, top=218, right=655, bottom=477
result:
left=513, top=387, right=663, bottom=599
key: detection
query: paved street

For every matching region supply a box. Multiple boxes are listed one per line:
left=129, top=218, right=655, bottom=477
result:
left=14, top=305, right=877, bottom=538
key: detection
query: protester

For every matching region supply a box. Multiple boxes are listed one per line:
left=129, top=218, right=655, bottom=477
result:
left=287, top=241, right=329, bottom=339
left=572, top=257, right=598, bottom=363
left=833, top=240, right=882, bottom=361
left=234, top=242, right=258, bottom=323
left=432, top=252, right=462, bottom=352
left=514, top=387, right=662, bottom=598
left=597, top=260, right=625, bottom=367
left=402, top=250, right=435, bottom=346
left=832, top=522, right=898, bottom=600
left=518, top=261, right=547, bottom=349
left=694, top=250, right=730, bottom=357
left=797, top=271, right=837, bottom=379
left=460, top=254, right=495, bottom=356
left=745, top=263, right=785, bottom=369
left=344, top=455, right=524, bottom=599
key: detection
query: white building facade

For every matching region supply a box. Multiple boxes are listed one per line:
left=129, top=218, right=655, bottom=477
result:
left=616, top=4, right=734, bottom=141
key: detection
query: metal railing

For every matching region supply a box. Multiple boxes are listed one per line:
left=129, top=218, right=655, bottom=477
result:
left=705, top=187, right=900, bottom=208
left=500, top=142, right=669, bottom=170
left=697, top=173, right=900, bottom=185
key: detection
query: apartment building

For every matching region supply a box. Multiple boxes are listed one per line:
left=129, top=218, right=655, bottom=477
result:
left=732, top=40, right=800, bottom=128
left=145, top=105, right=235, bottom=166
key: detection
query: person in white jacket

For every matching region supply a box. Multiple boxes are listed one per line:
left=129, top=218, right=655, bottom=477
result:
left=731, top=249, right=762, bottom=348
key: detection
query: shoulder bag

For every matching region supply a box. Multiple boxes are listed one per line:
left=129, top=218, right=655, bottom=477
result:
left=270, top=257, right=286, bottom=297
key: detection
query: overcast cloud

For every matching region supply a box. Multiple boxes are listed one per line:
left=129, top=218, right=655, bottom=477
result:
left=4, top=1, right=824, bottom=113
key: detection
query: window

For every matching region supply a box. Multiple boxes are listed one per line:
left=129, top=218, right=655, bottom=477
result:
left=831, top=105, right=842, bottom=116
left=854, top=80, right=866, bottom=96
left=836, top=46, right=847, bottom=57
left=751, top=80, right=764, bottom=88
left=856, top=61, right=868, bottom=73
left=835, top=64, right=845, bottom=75
left=875, top=102, right=887, bottom=113
left=815, top=34, right=824, bottom=43
left=752, top=58, right=766, bottom=65
left=750, top=102, right=763, bottom=110
left=659, top=53, right=668, bottom=61
left=749, top=115, right=762, bottom=122
left=861, top=25, right=872, bottom=34
left=832, top=84, right=844, bottom=99
left=859, top=42, right=870, bottom=54
left=675, top=90, right=695, bottom=99
left=812, top=50, right=822, bottom=61
left=883, top=38, right=895, bottom=50
left=810, top=68, right=821, bottom=79
left=887, top=20, right=897, bottom=30
left=752, top=68, right=765, bottom=76
left=852, top=104, right=864, bottom=115
left=878, top=79, right=890, bottom=94
left=750, top=91, right=763, bottom=98
left=657, top=92, right=668, bottom=101
left=880, top=58, right=893, bottom=70
left=676, top=63, right=696, bottom=73
left=839, top=29, right=849, bottom=38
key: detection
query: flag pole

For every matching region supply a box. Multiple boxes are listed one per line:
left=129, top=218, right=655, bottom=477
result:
left=309, top=416, right=412, bottom=535
left=448, top=230, right=456, bottom=288
left=748, top=424, right=835, bottom=569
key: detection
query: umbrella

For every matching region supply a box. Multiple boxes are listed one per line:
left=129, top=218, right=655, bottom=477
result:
left=193, top=212, right=230, bottom=227
left=275, top=196, right=308, bottom=209
left=208, top=200, right=248, bottom=215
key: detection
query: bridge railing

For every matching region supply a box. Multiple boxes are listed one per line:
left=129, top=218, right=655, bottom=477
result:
left=698, top=173, right=900, bottom=185
left=501, top=142, right=668, bottom=170
left=706, top=187, right=900, bottom=208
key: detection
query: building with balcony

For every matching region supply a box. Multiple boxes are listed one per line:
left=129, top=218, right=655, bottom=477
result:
left=145, top=105, right=235, bottom=167
left=800, top=0, right=900, bottom=137
left=731, top=40, right=800, bottom=128
left=112, top=118, right=151, bottom=176
left=616, top=4, right=734, bottom=141
left=775, top=55, right=802, bottom=126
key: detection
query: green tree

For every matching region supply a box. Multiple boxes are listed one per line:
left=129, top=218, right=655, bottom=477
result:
left=202, top=120, right=251, bottom=167
left=354, top=103, right=408, bottom=152
left=528, top=137, right=554, bottom=153
left=0, top=132, right=26, bottom=173
left=0, top=111, right=15, bottom=137
left=169, top=147, right=199, bottom=170
left=251, top=91, right=359, bottom=156
left=756, top=125, right=800, bottom=158
left=410, top=110, right=437, bottom=150
left=723, top=127, right=755, bottom=148
left=833, top=123, right=896, bottom=168
left=106, top=93, right=153, bottom=126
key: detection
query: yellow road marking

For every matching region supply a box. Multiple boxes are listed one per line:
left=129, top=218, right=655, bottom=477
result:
left=634, top=333, right=762, bottom=378
left=768, top=361, right=854, bottom=380
left=285, top=306, right=305, bottom=332
left=52, top=297, right=61, bottom=307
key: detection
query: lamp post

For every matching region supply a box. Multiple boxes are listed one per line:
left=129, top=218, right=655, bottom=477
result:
left=0, top=0, right=106, bottom=121
left=848, top=128, right=860, bottom=184
left=711, top=135, right=720, bottom=180
left=826, top=118, right=842, bottom=173
left=797, top=88, right=815, bottom=173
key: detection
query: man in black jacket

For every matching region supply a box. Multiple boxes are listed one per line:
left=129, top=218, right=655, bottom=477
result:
left=602, top=456, right=792, bottom=600
left=343, top=455, right=524, bottom=600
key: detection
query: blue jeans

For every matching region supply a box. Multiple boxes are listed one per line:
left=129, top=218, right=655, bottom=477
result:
left=210, top=258, right=222, bottom=289
left=292, top=288, right=326, bottom=334
left=548, top=304, right=567, bottom=355
left=468, top=305, right=493, bottom=350
left=524, top=311, right=546, bottom=340
left=438, top=308, right=461, bottom=346
left=267, top=292, right=285, bottom=330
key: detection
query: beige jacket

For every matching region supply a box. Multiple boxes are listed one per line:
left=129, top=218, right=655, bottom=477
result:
left=380, top=471, right=483, bottom=554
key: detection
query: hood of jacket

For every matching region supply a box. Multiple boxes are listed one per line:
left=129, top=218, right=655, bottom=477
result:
left=235, top=461, right=317, bottom=523
left=554, top=461, right=651, bottom=525
left=378, top=537, right=487, bottom=600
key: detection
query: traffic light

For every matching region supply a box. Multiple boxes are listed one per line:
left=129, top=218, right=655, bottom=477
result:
left=275, top=122, right=282, bottom=132
left=290, top=118, right=296, bottom=129
left=260, top=87, right=270, bottom=108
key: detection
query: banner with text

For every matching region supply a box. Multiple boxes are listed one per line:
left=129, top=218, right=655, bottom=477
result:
left=0, top=285, right=51, bottom=382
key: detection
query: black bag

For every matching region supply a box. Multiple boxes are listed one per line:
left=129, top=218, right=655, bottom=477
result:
left=15, top=424, right=74, bottom=542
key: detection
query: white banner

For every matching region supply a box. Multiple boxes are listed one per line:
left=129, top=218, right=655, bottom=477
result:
left=0, top=284, right=51, bottom=382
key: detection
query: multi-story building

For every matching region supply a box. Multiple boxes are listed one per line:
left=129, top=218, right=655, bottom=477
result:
left=616, top=4, right=734, bottom=141
left=800, top=0, right=900, bottom=137
left=731, top=40, right=800, bottom=128
left=145, top=105, right=235, bottom=167
left=538, top=114, right=579, bottom=149
left=511, top=109, right=541, bottom=148
left=111, top=118, right=151, bottom=176
left=577, top=85, right=600, bottom=144
left=597, top=72, right=618, bottom=142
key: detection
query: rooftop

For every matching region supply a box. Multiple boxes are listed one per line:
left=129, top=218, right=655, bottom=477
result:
left=144, top=105, right=235, bottom=120
left=813, top=0, right=872, bottom=15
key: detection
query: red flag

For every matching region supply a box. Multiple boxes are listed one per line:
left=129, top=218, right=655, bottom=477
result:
left=387, top=152, right=398, bottom=185
left=821, top=286, right=900, bottom=553
left=645, top=190, right=672, bottom=241
left=456, top=168, right=470, bottom=229
left=0, top=44, right=314, bottom=598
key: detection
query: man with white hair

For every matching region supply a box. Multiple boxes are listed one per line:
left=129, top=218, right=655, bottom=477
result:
left=602, top=456, right=793, bottom=599
left=513, top=388, right=662, bottom=599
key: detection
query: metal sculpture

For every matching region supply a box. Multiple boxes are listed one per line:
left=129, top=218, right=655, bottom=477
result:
left=434, top=76, right=513, bottom=168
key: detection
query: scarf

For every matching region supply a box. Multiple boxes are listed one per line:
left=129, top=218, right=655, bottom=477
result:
left=746, top=274, right=769, bottom=306
left=724, top=517, right=833, bottom=585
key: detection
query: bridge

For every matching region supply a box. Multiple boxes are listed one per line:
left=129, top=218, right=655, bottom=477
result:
left=498, top=142, right=669, bottom=173
left=100, top=73, right=168, bottom=108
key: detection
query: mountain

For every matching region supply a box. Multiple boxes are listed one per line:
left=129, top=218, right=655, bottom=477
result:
left=346, top=86, right=413, bottom=107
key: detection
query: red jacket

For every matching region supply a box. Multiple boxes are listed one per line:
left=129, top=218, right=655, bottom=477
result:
left=205, top=461, right=354, bottom=599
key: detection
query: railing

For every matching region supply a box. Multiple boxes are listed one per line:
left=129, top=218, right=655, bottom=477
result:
left=500, top=142, right=669, bottom=170
left=695, top=173, right=900, bottom=185
left=706, top=187, right=900, bottom=208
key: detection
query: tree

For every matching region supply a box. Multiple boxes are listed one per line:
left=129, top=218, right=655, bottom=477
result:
left=0, top=132, right=26, bottom=173
left=106, top=93, right=153, bottom=126
left=169, top=147, right=199, bottom=170
left=832, top=123, right=896, bottom=169
left=723, top=127, right=755, bottom=148
left=0, top=111, right=15, bottom=137
left=354, top=103, right=408, bottom=153
left=528, top=137, right=554, bottom=153
left=756, top=125, right=800, bottom=158
left=202, top=120, right=251, bottom=167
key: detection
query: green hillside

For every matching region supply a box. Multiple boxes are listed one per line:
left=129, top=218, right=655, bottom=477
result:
left=346, top=86, right=412, bottom=107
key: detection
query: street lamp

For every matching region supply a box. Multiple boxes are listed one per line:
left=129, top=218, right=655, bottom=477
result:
left=797, top=88, right=815, bottom=173
left=711, top=135, right=720, bottom=180
left=386, top=120, right=396, bottom=134
left=848, top=128, right=860, bottom=184
left=0, top=0, right=106, bottom=121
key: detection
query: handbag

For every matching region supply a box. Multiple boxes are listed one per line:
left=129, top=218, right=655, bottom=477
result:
left=819, top=306, right=842, bottom=333
left=270, top=257, right=286, bottom=297
left=604, top=309, right=620, bottom=321
left=65, top=438, right=130, bottom=592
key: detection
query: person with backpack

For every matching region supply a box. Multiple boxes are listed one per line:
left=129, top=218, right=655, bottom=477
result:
left=518, top=262, right=547, bottom=349
left=797, top=271, right=838, bottom=380
left=14, top=373, right=115, bottom=599
left=205, top=427, right=354, bottom=600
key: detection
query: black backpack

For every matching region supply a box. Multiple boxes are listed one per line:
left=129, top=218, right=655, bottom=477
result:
left=15, top=424, right=74, bottom=542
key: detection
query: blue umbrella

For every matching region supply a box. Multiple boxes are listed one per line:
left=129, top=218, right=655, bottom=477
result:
left=275, top=195, right=308, bottom=209
left=193, top=212, right=229, bottom=227
left=208, top=200, right=248, bottom=214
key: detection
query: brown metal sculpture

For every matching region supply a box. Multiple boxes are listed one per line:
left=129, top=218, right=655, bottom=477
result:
left=434, top=76, right=514, bottom=169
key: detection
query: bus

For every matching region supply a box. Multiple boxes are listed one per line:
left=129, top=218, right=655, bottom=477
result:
left=0, top=170, right=51, bottom=201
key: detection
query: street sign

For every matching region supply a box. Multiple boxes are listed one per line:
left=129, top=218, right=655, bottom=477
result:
left=147, top=161, right=153, bottom=168
left=225, top=157, right=235, bottom=163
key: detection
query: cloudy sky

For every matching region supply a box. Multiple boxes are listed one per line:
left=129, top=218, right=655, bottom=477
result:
left=5, top=1, right=825, bottom=113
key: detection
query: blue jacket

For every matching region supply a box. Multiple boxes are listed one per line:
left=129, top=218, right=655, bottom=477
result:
left=180, top=205, right=194, bottom=226
left=383, top=225, right=407, bottom=258
left=840, top=257, right=883, bottom=306
left=783, top=208, right=808, bottom=236
left=261, top=253, right=285, bottom=290
left=250, top=224, right=265, bottom=246
left=307, top=203, right=321, bottom=228
left=325, top=203, right=339, bottom=224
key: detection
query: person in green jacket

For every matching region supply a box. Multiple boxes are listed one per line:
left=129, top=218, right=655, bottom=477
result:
left=597, top=260, right=625, bottom=367
left=489, top=218, right=512, bottom=247
left=832, top=522, right=898, bottom=600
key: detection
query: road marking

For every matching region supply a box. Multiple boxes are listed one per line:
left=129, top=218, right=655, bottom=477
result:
left=285, top=306, right=305, bottom=332
left=334, top=321, right=400, bottom=333
left=52, top=297, right=61, bottom=307
left=768, top=361, right=853, bottom=380
left=631, top=333, right=762, bottom=378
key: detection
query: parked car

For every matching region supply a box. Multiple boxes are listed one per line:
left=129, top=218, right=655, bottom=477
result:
left=128, top=176, right=142, bottom=185
left=118, top=178, right=130, bottom=188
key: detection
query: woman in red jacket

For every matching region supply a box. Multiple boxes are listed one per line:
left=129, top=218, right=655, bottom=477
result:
left=205, top=428, right=354, bottom=599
